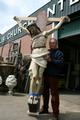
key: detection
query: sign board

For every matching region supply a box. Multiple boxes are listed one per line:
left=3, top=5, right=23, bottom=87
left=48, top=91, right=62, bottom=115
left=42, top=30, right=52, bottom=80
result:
left=0, top=0, right=80, bottom=44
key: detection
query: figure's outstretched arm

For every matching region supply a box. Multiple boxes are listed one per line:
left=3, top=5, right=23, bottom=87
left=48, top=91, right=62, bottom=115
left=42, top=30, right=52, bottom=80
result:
left=43, top=16, right=70, bottom=36
left=13, top=16, right=30, bottom=34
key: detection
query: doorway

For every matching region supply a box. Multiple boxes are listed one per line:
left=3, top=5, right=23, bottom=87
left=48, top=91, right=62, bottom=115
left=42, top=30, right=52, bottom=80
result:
left=59, top=34, right=80, bottom=91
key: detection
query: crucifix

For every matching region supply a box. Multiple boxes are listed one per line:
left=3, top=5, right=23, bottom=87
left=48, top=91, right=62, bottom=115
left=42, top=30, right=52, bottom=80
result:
left=13, top=11, right=70, bottom=114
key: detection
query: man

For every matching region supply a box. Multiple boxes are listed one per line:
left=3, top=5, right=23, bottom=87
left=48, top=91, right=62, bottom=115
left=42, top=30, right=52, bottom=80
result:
left=39, top=38, right=64, bottom=120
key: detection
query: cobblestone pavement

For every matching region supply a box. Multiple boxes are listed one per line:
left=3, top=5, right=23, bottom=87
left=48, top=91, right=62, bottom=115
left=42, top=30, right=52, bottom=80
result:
left=0, top=92, right=80, bottom=120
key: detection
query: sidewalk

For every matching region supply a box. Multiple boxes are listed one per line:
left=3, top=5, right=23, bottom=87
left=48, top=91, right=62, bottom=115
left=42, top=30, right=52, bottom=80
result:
left=0, top=92, right=80, bottom=120
left=59, top=92, right=80, bottom=120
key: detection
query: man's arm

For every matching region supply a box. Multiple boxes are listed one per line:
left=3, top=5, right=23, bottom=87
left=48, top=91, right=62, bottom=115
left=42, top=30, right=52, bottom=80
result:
left=51, top=50, right=64, bottom=65
left=47, top=50, right=64, bottom=65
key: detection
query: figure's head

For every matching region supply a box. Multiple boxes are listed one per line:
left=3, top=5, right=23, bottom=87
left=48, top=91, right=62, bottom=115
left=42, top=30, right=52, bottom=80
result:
left=49, top=38, right=58, bottom=49
left=27, top=23, right=41, bottom=37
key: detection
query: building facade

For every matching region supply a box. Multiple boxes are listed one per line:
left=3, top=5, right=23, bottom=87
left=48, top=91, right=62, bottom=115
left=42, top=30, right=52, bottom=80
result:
left=0, top=0, right=80, bottom=90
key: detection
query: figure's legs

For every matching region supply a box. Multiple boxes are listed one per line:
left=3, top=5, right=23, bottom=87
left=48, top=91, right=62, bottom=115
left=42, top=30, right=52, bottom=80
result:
left=36, top=66, right=45, bottom=94
left=29, top=60, right=45, bottom=95
left=29, top=61, right=38, bottom=94
left=28, top=61, right=45, bottom=113
left=28, top=61, right=40, bottom=113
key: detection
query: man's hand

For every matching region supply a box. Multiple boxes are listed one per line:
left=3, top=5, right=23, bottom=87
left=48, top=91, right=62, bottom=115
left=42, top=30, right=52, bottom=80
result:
left=43, top=54, right=52, bottom=61
left=47, top=57, right=52, bottom=62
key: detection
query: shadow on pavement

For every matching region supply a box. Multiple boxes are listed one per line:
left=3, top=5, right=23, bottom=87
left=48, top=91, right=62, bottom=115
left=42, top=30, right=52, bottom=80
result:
left=33, top=112, right=80, bottom=120
left=60, top=90, right=80, bottom=95
left=60, top=112, right=80, bottom=120
left=13, top=92, right=26, bottom=97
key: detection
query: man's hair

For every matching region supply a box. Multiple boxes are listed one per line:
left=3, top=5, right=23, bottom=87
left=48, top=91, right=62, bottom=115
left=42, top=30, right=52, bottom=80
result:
left=49, top=38, right=57, bottom=43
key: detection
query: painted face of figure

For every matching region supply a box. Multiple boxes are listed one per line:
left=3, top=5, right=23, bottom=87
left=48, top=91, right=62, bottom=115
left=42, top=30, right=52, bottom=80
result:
left=27, top=23, right=41, bottom=37
left=49, top=38, right=57, bottom=49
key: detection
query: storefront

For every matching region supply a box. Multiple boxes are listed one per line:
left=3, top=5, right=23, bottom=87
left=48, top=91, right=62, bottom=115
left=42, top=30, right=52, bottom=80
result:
left=0, top=0, right=80, bottom=90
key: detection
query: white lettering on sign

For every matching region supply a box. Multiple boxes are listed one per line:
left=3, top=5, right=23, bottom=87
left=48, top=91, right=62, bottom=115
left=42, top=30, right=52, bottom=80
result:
left=70, top=0, right=79, bottom=5
left=57, top=0, right=64, bottom=11
left=6, top=27, right=22, bottom=40
left=47, top=4, right=56, bottom=17
left=47, top=0, right=80, bottom=17
left=1, top=20, right=34, bottom=42
left=1, top=27, right=22, bottom=42
left=1, top=0, right=80, bottom=43
left=23, top=20, right=33, bottom=28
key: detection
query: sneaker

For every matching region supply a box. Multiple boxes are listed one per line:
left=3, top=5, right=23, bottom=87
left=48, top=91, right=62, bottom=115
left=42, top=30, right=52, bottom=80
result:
left=39, top=109, right=49, bottom=114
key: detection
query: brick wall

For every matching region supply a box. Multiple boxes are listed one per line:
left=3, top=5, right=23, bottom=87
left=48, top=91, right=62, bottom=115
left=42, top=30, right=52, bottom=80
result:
left=0, top=24, right=53, bottom=60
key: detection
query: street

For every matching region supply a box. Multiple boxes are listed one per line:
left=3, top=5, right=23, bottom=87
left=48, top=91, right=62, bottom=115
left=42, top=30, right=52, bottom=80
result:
left=0, top=92, right=80, bottom=120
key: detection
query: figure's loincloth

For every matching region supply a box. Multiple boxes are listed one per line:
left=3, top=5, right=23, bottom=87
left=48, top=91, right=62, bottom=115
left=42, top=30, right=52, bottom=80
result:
left=31, top=48, right=49, bottom=58
left=30, top=48, right=49, bottom=68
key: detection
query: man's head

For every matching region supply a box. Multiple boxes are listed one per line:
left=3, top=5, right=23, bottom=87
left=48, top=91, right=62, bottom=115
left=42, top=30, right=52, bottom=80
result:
left=49, top=38, right=58, bottom=49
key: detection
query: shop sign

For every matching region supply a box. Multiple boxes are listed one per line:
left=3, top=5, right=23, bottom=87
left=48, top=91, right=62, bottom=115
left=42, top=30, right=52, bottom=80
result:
left=1, top=27, right=22, bottom=42
left=1, top=20, right=33, bottom=42
left=1, top=0, right=80, bottom=43
left=47, top=0, right=80, bottom=17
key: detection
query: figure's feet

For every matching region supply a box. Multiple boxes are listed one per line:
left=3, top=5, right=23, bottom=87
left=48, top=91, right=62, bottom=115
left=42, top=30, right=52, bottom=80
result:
left=28, top=95, right=34, bottom=104
left=34, top=96, right=39, bottom=104
left=28, top=96, right=40, bottom=113
left=28, top=96, right=39, bottom=104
